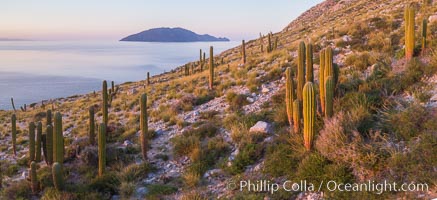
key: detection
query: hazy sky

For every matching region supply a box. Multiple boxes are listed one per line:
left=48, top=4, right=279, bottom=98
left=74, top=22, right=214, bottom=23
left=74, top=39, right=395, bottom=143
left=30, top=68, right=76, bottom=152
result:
left=1, top=0, right=324, bottom=41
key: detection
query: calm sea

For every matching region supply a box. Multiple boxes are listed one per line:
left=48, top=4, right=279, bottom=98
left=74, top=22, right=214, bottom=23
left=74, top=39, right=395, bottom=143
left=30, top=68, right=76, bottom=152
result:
left=0, top=40, right=239, bottom=110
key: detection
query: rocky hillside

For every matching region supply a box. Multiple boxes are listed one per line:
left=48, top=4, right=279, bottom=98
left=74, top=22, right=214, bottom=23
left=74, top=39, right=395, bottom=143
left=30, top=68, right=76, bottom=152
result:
left=1, top=0, right=437, bottom=199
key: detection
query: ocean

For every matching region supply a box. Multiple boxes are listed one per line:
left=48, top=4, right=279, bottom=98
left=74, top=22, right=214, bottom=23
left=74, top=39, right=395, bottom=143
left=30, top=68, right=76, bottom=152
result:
left=0, top=40, right=239, bottom=110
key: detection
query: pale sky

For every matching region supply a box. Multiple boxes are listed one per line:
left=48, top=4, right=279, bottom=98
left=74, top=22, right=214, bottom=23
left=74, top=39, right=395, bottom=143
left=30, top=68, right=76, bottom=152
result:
left=1, top=0, right=324, bottom=41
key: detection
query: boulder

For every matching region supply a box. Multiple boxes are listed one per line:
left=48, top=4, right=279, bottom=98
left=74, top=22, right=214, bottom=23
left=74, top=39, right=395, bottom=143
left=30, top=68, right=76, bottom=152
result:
left=249, top=121, right=271, bottom=134
left=79, top=146, right=98, bottom=166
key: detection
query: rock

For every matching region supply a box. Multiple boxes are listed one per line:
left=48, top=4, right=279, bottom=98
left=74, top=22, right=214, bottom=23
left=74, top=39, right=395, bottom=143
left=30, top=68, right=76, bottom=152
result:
left=135, top=187, right=148, bottom=197
left=203, top=169, right=222, bottom=179
left=21, top=171, right=28, bottom=179
left=342, top=35, right=352, bottom=42
left=80, top=146, right=98, bottom=166
left=127, top=88, right=138, bottom=95
left=429, top=14, right=437, bottom=23
left=261, top=87, right=270, bottom=93
left=246, top=97, right=254, bottom=103
left=123, top=140, right=133, bottom=147
left=249, top=121, right=271, bottom=134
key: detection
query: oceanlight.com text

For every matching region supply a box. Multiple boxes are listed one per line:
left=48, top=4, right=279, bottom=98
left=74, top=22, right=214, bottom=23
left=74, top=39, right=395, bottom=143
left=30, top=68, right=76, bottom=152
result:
left=228, top=180, right=429, bottom=195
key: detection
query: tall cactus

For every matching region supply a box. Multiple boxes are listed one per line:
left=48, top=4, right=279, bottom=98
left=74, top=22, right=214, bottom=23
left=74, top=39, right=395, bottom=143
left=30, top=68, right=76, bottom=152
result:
left=285, top=67, right=294, bottom=128
left=147, top=72, right=150, bottom=85
left=325, top=76, right=334, bottom=118
left=422, top=19, right=427, bottom=54
left=36, top=122, right=42, bottom=162
left=324, top=47, right=333, bottom=79
left=12, top=114, right=17, bottom=156
left=140, top=94, right=148, bottom=161
left=102, top=80, right=108, bottom=126
left=209, top=46, right=214, bottom=90
left=53, top=112, right=63, bottom=165
left=30, top=161, right=38, bottom=194
left=297, top=41, right=306, bottom=102
left=306, top=43, right=314, bottom=82
left=303, top=82, right=315, bottom=151
left=11, top=97, right=16, bottom=112
left=405, top=5, right=415, bottom=60
left=319, top=49, right=326, bottom=114
left=89, top=107, right=95, bottom=145
left=199, top=49, right=203, bottom=71
left=111, top=81, right=115, bottom=93
left=267, top=33, right=272, bottom=53
left=46, top=125, right=53, bottom=165
left=242, top=40, right=246, bottom=64
left=46, top=109, right=52, bottom=126
left=29, top=122, right=35, bottom=162
left=52, top=162, right=63, bottom=190
left=98, top=123, right=106, bottom=176
left=293, top=100, right=300, bottom=133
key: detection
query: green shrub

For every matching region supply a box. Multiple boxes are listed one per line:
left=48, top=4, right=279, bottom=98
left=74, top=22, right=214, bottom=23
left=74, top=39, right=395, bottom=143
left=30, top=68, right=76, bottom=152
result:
left=88, top=173, right=121, bottom=196
left=226, top=143, right=264, bottom=175
left=1, top=180, right=31, bottom=200
left=344, top=52, right=375, bottom=71
left=146, top=184, right=178, bottom=197
left=226, top=92, right=249, bottom=111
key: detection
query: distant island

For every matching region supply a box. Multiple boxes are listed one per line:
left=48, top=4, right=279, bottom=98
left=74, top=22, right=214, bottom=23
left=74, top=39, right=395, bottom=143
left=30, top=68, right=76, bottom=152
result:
left=120, top=27, right=230, bottom=42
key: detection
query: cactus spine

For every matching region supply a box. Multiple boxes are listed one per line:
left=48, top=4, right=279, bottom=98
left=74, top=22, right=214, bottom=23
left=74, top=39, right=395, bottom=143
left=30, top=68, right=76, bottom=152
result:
left=102, top=80, right=108, bottom=126
left=52, top=162, right=63, bottom=190
left=30, top=161, right=38, bottom=194
left=325, top=76, right=334, bottom=118
left=140, top=94, right=148, bottom=161
left=303, top=82, right=315, bottom=151
left=306, top=43, right=314, bottom=82
left=405, top=5, right=415, bottom=60
left=36, top=122, right=42, bottom=162
left=297, top=41, right=306, bottom=102
left=319, top=49, right=326, bottom=114
left=12, top=114, right=17, bottom=156
left=53, top=112, right=63, bottom=165
left=89, top=107, right=95, bottom=145
left=422, top=19, right=427, bottom=54
left=209, top=46, right=214, bottom=90
left=29, top=122, right=35, bottom=162
left=46, top=125, right=53, bottom=165
left=285, top=67, right=294, bottom=128
left=293, top=100, right=300, bottom=133
left=242, top=40, right=246, bottom=64
left=98, top=123, right=106, bottom=176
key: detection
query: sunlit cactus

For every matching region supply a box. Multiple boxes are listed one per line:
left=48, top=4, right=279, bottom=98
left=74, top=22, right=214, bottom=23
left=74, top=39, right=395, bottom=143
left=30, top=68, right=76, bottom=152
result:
left=293, top=100, right=300, bottom=133
left=98, top=123, right=106, bottom=176
left=324, top=47, right=333, bottom=79
left=46, top=125, right=53, bottom=165
left=36, top=122, right=42, bottom=162
left=140, top=94, right=148, bottom=161
left=11, top=114, right=17, bottom=156
left=405, top=5, right=415, bottom=60
left=209, top=46, right=214, bottom=90
left=242, top=40, right=246, bottom=64
left=53, top=112, right=63, bottom=165
left=319, top=49, right=326, bottom=114
left=303, top=82, right=315, bottom=151
left=325, top=76, right=334, bottom=118
left=306, top=43, right=314, bottom=82
left=297, top=41, right=306, bottom=102
left=285, top=67, right=294, bottom=129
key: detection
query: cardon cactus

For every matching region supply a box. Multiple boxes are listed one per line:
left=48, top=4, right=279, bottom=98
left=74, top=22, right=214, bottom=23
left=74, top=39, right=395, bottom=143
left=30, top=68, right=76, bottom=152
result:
left=46, top=125, right=53, bottom=165
left=325, top=76, right=334, bottom=118
left=285, top=67, right=294, bottom=128
left=293, top=100, right=300, bottom=133
left=29, top=122, right=35, bottom=162
left=267, top=33, right=272, bottom=53
left=405, top=5, right=415, bottom=60
left=12, top=114, right=17, bottom=156
left=199, top=49, right=203, bottom=71
left=422, top=19, right=427, bottom=54
left=324, top=47, right=333, bottom=79
left=46, top=109, right=52, bottom=126
left=89, top=107, right=95, bottom=145
left=306, top=43, right=314, bottom=82
left=102, top=80, right=108, bottom=126
left=111, top=81, right=115, bottom=93
left=303, top=82, right=315, bottom=151
left=140, top=94, right=148, bottom=161
left=30, top=161, right=38, bottom=194
left=11, top=97, right=16, bottom=111
left=52, top=162, right=63, bottom=190
left=53, top=112, right=63, bottom=165
left=209, top=46, right=214, bottom=90
left=297, top=41, right=306, bottom=102
left=98, top=123, right=106, bottom=176
left=242, top=40, right=246, bottom=64
left=36, top=122, right=42, bottom=162
left=147, top=72, right=150, bottom=85
left=319, top=49, right=326, bottom=114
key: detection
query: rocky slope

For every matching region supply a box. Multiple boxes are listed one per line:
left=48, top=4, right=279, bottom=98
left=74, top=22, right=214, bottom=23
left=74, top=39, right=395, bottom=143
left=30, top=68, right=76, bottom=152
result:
left=1, top=0, right=437, bottom=199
